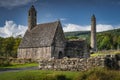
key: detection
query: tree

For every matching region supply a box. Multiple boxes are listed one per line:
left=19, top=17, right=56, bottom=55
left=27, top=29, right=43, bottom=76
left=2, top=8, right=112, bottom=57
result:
left=0, top=37, right=21, bottom=58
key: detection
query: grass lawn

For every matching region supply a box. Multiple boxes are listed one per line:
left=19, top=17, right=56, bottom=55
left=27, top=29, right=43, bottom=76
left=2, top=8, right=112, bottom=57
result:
left=0, top=68, right=119, bottom=80
left=0, top=70, right=79, bottom=80
left=91, top=50, right=120, bottom=57
left=0, top=63, right=38, bottom=69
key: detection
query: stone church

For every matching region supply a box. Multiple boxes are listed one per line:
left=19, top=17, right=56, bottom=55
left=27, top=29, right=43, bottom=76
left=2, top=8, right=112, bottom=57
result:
left=18, top=5, right=96, bottom=60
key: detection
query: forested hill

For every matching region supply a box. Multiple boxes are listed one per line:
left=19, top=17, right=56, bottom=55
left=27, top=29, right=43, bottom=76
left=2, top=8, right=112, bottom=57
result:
left=64, top=28, right=120, bottom=37
left=64, top=31, right=90, bottom=40
left=98, top=28, right=120, bottom=35
left=65, top=28, right=120, bottom=50
left=97, top=28, right=120, bottom=50
left=64, top=31, right=90, bottom=37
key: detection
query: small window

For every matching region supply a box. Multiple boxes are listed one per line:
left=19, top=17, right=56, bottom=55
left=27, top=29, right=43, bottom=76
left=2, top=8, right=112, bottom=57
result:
left=58, top=51, right=63, bottom=59
left=29, top=12, right=30, bottom=16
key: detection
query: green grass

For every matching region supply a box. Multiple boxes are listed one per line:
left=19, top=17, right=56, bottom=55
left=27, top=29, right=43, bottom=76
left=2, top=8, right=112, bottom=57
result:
left=74, top=67, right=120, bottom=80
left=0, top=67, right=119, bottom=80
left=91, top=53, right=105, bottom=57
left=0, top=70, right=79, bottom=80
left=91, top=50, right=120, bottom=57
left=0, top=63, right=38, bottom=69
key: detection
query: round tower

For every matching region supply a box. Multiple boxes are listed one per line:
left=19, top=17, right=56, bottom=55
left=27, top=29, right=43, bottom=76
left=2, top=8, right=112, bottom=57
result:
left=28, top=5, right=37, bottom=31
left=91, top=14, right=97, bottom=52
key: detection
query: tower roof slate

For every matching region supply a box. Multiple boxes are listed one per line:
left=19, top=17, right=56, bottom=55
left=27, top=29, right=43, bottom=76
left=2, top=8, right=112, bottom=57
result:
left=29, top=5, right=36, bottom=11
left=91, top=14, right=96, bottom=20
left=19, top=21, right=60, bottom=48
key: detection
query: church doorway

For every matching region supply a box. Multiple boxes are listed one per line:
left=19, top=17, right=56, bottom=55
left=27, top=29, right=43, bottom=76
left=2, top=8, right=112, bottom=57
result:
left=58, top=51, right=63, bottom=59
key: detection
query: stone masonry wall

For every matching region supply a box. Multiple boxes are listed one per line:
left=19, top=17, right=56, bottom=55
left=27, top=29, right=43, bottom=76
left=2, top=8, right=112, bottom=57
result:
left=39, top=54, right=120, bottom=71
left=18, top=47, right=51, bottom=60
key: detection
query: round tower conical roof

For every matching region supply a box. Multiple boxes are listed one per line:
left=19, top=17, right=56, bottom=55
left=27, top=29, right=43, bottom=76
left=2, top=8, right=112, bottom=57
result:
left=91, top=14, right=96, bottom=20
left=29, top=5, right=36, bottom=12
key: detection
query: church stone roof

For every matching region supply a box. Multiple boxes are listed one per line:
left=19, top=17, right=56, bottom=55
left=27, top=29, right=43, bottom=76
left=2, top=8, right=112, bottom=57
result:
left=19, top=21, right=60, bottom=48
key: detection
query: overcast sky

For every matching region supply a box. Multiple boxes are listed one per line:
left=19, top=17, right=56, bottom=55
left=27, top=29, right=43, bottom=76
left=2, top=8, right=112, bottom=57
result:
left=0, top=0, right=120, bottom=37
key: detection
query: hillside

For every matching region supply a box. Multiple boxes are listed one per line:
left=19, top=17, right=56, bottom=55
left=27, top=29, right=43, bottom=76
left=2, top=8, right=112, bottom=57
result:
left=64, top=31, right=90, bottom=39
left=64, top=28, right=120, bottom=50
left=64, top=31, right=90, bottom=37
left=65, top=28, right=120, bottom=37
left=98, top=28, right=120, bottom=35
left=64, top=28, right=120, bottom=38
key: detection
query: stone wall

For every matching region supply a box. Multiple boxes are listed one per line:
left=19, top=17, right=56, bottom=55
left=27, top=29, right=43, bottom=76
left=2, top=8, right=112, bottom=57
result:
left=65, top=40, right=89, bottom=58
left=39, top=54, right=120, bottom=71
left=51, top=46, right=65, bottom=59
left=18, top=47, right=51, bottom=60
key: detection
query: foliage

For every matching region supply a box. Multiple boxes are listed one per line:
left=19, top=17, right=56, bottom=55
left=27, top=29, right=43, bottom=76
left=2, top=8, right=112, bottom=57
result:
left=64, top=31, right=90, bottom=37
left=65, top=28, right=120, bottom=50
left=0, top=59, right=11, bottom=67
left=74, top=67, right=120, bottom=80
left=0, top=37, right=21, bottom=58
left=0, top=68, right=119, bottom=80
left=66, top=36, right=79, bottom=40
left=97, top=32, right=120, bottom=50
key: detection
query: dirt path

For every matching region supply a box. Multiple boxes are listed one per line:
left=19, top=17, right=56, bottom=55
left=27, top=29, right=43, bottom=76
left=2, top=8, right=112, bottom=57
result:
left=0, top=66, right=39, bottom=74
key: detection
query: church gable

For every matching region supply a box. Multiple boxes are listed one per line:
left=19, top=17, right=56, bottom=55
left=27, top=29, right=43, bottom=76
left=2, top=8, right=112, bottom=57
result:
left=53, top=21, right=66, bottom=47
left=51, top=21, right=66, bottom=58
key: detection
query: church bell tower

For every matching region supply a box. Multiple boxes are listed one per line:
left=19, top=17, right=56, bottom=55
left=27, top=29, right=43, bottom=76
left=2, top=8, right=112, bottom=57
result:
left=28, top=5, right=37, bottom=31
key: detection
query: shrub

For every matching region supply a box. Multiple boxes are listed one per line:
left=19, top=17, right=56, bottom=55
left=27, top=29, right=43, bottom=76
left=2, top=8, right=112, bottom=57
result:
left=74, top=67, right=120, bottom=80
left=55, top=75, right=67, bottom=80
left=0, top=59, right=11, bottom=67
